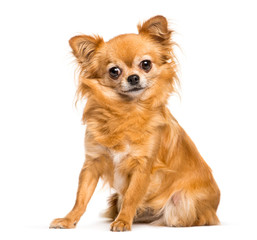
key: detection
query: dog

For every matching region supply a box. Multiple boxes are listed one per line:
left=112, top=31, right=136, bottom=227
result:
left=50, top=15, right=220, bottom=231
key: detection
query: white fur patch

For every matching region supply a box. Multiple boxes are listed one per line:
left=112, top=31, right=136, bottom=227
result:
left=112, top=151, right=127, bottom=164
left=110, top=144, right=130, bottom=164
left=113, top=170, right=126, bottom=193
left=110, top=145, right=130, bottom=193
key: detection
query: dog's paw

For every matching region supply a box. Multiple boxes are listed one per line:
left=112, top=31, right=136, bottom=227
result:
left=49, top=218, right=77, bottom=229
left=110, top=219, right=131, bottom=232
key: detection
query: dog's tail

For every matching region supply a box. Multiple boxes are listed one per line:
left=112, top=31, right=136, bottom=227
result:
left=100, top=193, right=119, bottom=220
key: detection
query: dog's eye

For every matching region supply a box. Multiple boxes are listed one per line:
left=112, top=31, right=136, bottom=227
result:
left=109, top=67, right=121, bottom=80
left=140, top=60, right=152, bottom=72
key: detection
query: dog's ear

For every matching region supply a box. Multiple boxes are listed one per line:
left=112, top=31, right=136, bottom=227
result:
left=138, top=15, right=172, bottom=46
left=69, top=35, right=103, bottom=64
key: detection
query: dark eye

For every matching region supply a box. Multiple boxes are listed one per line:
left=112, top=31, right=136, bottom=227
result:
left=140, top=60, right=152, bottom=72
left=109, top=67, right=121, bottom=80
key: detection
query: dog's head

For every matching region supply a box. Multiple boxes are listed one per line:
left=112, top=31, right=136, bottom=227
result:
left=70, top=16, right=178, bottom=105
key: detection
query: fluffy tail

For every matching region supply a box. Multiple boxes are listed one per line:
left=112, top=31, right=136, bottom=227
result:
left=101, top=193, right=119, bottom=220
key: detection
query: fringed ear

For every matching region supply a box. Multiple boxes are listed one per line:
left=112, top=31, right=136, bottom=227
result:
left=69, top=35, right=104, bottom=103
left=69, top=34, right=104, bottom=64
left=137, top=15, right=172, bottom=47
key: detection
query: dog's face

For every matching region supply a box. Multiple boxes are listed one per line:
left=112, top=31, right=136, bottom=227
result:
left=95, top=34, right=164, bottom=98
left=70, top=16, right=177, bottom=102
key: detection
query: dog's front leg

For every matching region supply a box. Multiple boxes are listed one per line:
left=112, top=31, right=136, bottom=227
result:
left=50, top=158, right=102, bottom=229
left=110, top=159, right=150, bottom=231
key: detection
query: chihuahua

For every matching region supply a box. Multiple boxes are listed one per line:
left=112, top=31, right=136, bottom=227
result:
left=50, top=15, right=220, bottom=231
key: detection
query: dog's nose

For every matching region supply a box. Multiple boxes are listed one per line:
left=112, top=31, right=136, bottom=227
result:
left=127, top=74, right=140, bottom=85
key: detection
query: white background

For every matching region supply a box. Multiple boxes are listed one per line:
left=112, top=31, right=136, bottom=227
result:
left=0, top=0, right=257, bottom=239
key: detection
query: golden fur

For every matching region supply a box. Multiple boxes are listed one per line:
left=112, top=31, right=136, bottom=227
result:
left=50, top=15, right=220, bottom=231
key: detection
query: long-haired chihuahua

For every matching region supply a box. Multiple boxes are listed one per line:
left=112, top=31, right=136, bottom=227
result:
left=50, top=15, right=220, bottom=231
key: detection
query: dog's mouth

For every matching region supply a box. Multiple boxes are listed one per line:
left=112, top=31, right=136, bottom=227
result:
left=123, top=87, right=145, bottom=93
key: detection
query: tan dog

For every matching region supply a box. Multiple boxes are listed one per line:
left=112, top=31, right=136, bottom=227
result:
left=50, top=15, right=220, bottom=231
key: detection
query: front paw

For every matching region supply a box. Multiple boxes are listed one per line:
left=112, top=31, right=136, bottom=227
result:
left=110, top=219, right=131, bottom=232
left=49, top=218, right=77, bottom=229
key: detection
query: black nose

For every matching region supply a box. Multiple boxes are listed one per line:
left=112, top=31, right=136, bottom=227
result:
left=127, top=74, right=140, bottom=85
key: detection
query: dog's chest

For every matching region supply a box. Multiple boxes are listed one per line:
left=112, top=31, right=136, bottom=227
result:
left=111, top=150, right=128, bottom=165
left=109, top=145, right=130, bottom=193
left=109, top=144, right=130, bottom=164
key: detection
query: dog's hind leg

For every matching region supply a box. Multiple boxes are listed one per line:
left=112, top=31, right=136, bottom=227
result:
left=155, top=191, right=220, bottom=227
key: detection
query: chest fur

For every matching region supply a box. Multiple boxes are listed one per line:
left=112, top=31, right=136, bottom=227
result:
left=86, top=107, right=153, bottom=149
left=110, top=145, right=130, bottom=193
